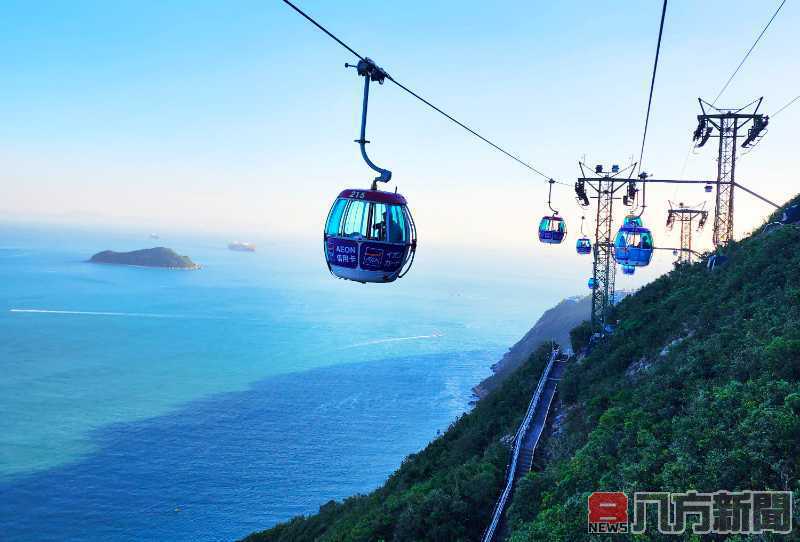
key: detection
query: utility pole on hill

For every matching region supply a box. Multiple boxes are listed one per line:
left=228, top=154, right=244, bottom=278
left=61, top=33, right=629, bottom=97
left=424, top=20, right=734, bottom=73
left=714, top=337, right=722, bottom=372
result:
left=576, top=163, right=709, bottom=333
left=576, top=163, right=631, bottom=333
left=692, top=98, right=768, bottom=248
left=666, top=202, right=708, bottom=264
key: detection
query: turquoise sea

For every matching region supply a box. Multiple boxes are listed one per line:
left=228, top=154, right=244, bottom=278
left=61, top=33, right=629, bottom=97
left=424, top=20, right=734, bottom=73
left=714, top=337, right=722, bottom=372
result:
left=0, top=223, right=561, bottom=541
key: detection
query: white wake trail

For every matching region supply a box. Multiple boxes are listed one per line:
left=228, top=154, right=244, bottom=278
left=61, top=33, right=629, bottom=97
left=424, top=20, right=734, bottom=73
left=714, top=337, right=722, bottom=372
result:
left=10, top=309, right=186, bottom=319
left=344, top=331, right=443, bottom=349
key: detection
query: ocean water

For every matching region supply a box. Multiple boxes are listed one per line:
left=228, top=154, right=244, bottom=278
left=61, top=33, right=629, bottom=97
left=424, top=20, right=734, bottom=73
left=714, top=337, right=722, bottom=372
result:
left=0, top=223, right=559, bottom=541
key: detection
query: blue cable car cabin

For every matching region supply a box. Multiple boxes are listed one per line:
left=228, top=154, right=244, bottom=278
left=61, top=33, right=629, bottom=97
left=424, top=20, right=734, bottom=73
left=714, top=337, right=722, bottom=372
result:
left=588, top=277, right=597, bottom=289
left=614, top=223, right=654, bottom=267
left=324, top=189, right=417, bottom=283
left=539, top=216, right=566, bottom=244
left=622, top=264, right=635, bottom=275
left=576, top=237, right=592, bottom=255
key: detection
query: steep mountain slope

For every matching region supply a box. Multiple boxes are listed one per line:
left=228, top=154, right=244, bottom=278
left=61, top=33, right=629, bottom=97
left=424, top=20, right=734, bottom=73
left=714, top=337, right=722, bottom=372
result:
left=507, top=200, right=800, bottom=540
left=473, top=296, right=590, bottom=399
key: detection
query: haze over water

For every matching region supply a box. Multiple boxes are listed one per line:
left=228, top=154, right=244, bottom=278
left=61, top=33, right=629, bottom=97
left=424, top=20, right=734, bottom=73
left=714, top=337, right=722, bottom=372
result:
left=0, top=224, right=568, bottom=541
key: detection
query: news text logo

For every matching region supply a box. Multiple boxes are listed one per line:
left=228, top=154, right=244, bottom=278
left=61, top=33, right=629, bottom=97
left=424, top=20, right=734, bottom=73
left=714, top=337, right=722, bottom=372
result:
left=588, top=490, right=792, bottom=535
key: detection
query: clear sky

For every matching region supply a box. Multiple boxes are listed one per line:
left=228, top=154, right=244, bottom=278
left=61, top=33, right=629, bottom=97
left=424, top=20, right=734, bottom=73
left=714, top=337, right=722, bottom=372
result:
left=1, top=0, right=798, bottom=258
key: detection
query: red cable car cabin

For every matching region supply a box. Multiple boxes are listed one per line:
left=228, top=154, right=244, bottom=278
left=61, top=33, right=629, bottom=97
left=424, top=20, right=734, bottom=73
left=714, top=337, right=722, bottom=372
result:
left=324, top=189, right=417, bottom=283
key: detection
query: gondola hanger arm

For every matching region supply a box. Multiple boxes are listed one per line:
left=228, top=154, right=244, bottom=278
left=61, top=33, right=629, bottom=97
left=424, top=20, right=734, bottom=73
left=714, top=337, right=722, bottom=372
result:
left=546, top=179, right=558, bottom=215
left=346, top=59, right=392, bottom=189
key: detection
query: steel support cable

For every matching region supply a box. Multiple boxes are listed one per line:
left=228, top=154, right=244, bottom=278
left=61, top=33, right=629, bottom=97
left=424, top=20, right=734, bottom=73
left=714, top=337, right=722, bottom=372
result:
left=385, top=74, right=568, bottom=185
left=281, top=0, right=570, bottom=187
left=773, top=94, right=800, bottom=117
left=282, top=0, right=364, bottom=60
left=678, top=1, right=785, bottom=200
left=633, top=0, right=668, bottom=220
left=676, top=0, right=785, bottom=213
left=637, top=0, right=668, bottom=175
left=712, top=0, right=787, bottom=106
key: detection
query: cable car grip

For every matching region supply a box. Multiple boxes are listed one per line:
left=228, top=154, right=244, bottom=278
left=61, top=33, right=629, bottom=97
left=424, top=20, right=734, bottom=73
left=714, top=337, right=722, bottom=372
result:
left=347, top=58, right=391, bottom=189
left=547, top=178, right=558, bottom=215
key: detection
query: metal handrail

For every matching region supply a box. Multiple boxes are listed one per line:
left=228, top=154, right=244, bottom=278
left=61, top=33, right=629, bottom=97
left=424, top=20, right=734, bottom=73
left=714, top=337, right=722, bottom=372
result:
left=481, top=347, right=559, bottom=542
left=527, top=370, right=561, bottom=465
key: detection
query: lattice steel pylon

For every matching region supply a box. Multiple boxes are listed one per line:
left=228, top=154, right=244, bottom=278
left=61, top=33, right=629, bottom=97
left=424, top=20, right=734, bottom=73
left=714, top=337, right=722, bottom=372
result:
left=592, top=177, right=615, bottom=331
left=666, top=202, right=708, bottom=264
left=577, top=164, right=709, bottom=332
left=692, top=98, right=768, bottom=248
left=576, top=163, right=637, bottom=332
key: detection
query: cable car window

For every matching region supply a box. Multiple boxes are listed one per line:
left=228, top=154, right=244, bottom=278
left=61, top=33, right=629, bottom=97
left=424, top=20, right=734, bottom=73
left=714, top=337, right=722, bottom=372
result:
left=325, top=198, right=348, bottom=236
left=626, top=231, right=653, bottom=249
left=342, top=200, right=370, bottom=238
left=540, top=217, right=565, bottom=233
left=539, top=217, right=549, bottom=231
left=386, top=204, right=409, bottom=243
left=340, top=201, right=390, bottom=241
left=369, top=203, right=388, bottom=241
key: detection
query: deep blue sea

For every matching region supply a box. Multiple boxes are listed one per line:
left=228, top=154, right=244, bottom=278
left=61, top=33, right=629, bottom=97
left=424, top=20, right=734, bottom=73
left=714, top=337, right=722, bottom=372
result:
left=0, top=223, right=562, bottom=541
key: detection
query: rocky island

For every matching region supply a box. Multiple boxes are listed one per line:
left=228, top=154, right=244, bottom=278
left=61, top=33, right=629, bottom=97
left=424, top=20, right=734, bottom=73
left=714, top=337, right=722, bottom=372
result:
left=89, top=247, right=200, bottom=269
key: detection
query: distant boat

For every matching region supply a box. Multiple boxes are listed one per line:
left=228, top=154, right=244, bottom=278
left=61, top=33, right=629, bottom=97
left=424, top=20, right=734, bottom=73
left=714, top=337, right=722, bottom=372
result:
left=228, top=241, right=256, bottom=252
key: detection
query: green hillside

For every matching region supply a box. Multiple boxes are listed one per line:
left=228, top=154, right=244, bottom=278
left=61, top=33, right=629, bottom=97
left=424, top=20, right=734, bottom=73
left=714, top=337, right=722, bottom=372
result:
left=244, top=197, right=800, bottom=541
left=506, top=200, right=800, bottom=541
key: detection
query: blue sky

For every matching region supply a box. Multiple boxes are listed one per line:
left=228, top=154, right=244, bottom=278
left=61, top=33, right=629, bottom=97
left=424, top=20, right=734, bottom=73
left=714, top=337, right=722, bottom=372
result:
left=1, top=0, right=797, bottom=265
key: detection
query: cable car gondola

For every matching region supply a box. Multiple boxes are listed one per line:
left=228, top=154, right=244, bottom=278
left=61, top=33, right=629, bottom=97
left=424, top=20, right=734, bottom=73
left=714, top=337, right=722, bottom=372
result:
left=539, top=179, right=567, bottom=244
left=539, top=216, right=566, bottom=244
left=323, top=58, right=417, bottom=283
left=325, top=189, right=416, bottom=283
left=575, top=215, right=591, bottom=254
left=621, top=264, right=635, bottom=275
left=588, top=277, right=597, bottom=289
left=614, top=221, right=654, bottom=267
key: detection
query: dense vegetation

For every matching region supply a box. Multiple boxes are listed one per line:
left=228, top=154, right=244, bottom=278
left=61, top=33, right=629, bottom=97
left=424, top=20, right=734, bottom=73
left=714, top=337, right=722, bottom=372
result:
left=246, top=197, right=800, bottom=540
left=507, top=198, right=800, bottom=541
left=242, top=345, right=555, bottom=542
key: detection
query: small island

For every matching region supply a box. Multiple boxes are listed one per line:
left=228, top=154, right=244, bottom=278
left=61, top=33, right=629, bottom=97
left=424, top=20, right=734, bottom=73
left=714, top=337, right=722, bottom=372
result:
left=89, top=247, right=200, bottom=269
left=228, top=241, right=256, bottom=252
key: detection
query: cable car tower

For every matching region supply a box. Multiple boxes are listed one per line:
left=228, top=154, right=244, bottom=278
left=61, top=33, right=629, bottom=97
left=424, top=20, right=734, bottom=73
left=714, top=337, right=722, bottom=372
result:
left=576, top=163, right=710, bottom=332
left=575, top=163, right=639, bottom=332
left=666, top=202, right=708, bottom=264
left=692, top=98, right=768, bottom=247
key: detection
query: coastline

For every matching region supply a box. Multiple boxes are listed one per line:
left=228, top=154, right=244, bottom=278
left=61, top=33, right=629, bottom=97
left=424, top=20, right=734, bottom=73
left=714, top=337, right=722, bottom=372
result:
left=471, top=295, right=590, bottom=400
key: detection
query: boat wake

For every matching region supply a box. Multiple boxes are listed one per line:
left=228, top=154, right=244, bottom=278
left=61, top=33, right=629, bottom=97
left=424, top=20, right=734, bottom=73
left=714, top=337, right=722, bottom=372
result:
left=9, top=308, right=187, bottom=319
left=344, top=330, right=444, bottom=349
